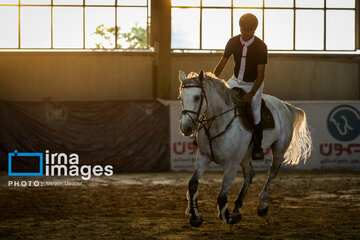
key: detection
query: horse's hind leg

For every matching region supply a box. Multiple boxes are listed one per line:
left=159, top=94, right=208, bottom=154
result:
left=186, top=151, right=210, bottom=227
left=231, top=157, right=255, bottom=224
left=257, top=147, right=284, bottom=217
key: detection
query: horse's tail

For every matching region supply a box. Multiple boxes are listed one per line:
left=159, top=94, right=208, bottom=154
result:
left=283, top=103, right=312, bottom=165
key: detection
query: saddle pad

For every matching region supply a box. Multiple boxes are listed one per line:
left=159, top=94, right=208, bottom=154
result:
left=231, top=88, right=275, bottom=132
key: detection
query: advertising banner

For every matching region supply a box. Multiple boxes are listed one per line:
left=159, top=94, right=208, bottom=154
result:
left=170, top=101, right=360, bottom=171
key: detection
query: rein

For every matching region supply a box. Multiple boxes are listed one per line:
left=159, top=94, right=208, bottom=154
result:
left=180, top=81, right=241, bottom=162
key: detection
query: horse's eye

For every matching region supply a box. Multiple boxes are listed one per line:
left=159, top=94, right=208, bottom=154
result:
left=194, top=95, right=200, bottom=101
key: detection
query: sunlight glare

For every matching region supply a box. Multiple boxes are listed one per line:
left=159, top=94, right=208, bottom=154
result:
left=264, top=10, right=293, bottom=50
left=295, top=10, right=324, bottom=50
left=21, top=6, right=51, bottom=48
left=0, top=0, right=19, bottom=4
left=326, top=10, right=355, bottom=50
left=326, top=0, right=355, bottom=8
left=296, top=0, right=323, bottom=8
left=171, top=8, right=200, bottom=48
left=21, top=0, right=51, bottom=4
left=53, top=0, right=83, bottom=5
left=85, top=7, right=115, bottom=48
left=53, top=7, right=83, bottom=48
left=202, top=9, right=231, bottom=49
left=265, top=0, right=293, bottom=7
left=171, top=0, right=200, bottom=7
left=86, top=0, right=115, bottom=5
left=202, top=0, right=231, bottom=7
left=118, top=0, right=147, bottom=6
left=0, top=6, right=18, bottom=48
left=117, top=7, right=147, bottom=48
left=233, top=0, right=262, bottom=7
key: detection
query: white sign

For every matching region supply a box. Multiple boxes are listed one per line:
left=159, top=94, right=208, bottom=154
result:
left=169, top=101, right=360, bottom=171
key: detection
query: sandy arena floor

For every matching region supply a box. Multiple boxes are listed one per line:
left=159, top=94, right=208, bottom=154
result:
left=1, top=170, right=360, bottom=240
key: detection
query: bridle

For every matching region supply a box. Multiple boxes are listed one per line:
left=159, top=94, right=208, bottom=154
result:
left=180, top=81, right=207, bottom=126
left=179, top=78, right=241, bottom=163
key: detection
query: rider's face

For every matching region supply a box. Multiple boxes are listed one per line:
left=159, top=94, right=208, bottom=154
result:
left=240, top=28, right=255, bottom=41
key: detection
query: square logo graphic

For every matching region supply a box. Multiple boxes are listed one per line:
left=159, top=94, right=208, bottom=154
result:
left=8, top=150, right=43, bottom=176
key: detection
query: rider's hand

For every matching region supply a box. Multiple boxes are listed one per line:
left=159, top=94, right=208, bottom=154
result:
left=242, top=93, right=253, bottom=103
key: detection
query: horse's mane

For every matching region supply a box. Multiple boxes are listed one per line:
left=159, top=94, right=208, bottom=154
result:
left=183, top=72, right=240, bottom=105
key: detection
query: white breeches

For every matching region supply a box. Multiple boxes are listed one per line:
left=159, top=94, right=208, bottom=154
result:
left=227, top=75, right=264, bottom=125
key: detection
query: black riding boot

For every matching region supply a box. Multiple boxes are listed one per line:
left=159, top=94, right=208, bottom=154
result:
left=252, top=121, right=264, bottom=160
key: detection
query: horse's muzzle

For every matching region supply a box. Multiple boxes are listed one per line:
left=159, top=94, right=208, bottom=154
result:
left=180, top=120, right=195, bottom=136
left=180, top=124, right=194, bottom=136
left=183, top=126, right=194, bottom=136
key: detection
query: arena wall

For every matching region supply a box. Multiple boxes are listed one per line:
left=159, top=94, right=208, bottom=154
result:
left=0, top=52, right=154, bottom=101
left=170, top=53, right=360, bottom=100
left=0, top=52, right=359, bottom=101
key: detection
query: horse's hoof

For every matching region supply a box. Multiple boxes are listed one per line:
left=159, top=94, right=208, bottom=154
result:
left=189, top=214, right=203, bottom=227
left=230, top=209, right=242, bottom=224
left=257, top=205, right=269, bottom=217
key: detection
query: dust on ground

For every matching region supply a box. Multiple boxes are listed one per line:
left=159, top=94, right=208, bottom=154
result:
left=1, top=170, right=360, bottom=240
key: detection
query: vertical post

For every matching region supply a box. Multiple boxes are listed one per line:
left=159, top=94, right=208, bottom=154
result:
left=356, top=0, right=359, bottom=49
left=356, top=0, right=359, bottom=99
left=324, top=0, right=326, bottom=50
left=262, top=0, right=264, bottom=41
left=115, top=0, right=118, bottom=49
left=151, top=0, right=171, bottom=99
left=293, top=0, right=295, bottom=50
left=83, top=0, right=85, bottom=49
left=231, top=0, right=233, bottom=37
left=51, top=0, right=53, bottom=49
left=200, top=0, right=202, bottom=49
left=18, top=0, right=21, bottom=49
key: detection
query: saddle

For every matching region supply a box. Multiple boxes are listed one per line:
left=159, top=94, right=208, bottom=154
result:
left=231, top=87, right=275, bottom=132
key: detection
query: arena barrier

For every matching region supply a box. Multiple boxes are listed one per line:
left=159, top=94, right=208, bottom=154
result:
left=1, top=100, right=359, bottom=173
left=169, top=101, right=360, bottom=171
left=0, top=100, right=170, bottom=172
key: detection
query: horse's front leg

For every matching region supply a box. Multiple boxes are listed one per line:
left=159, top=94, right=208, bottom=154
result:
left=186, top=151, right=210, bottom=227
left=217, top=163, right=238, bottom=224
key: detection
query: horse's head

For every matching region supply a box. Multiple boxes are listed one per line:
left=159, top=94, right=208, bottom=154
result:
left=178, top=70, right=207, bottom=136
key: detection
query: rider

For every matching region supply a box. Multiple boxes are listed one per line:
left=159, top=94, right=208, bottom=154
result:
left=213, top=13, right=268, bottom=160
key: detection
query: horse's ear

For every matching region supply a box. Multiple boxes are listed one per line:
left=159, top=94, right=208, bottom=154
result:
left=198, top=70, right=204, bottom=82
left=178, top=70, right=186, bottom=82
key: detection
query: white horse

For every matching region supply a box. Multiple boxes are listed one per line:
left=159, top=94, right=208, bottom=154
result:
left=178, top=70, right=312, bottom=227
